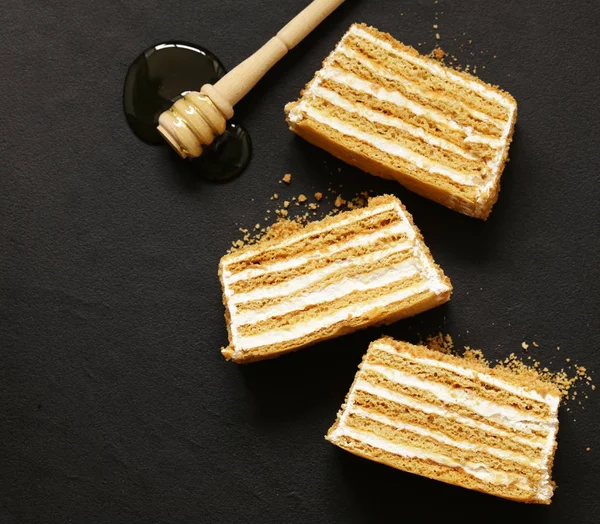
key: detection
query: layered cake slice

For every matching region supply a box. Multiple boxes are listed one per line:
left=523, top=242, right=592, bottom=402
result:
left=219, top=196, right=452, bottom=363
left=285, top=24, right=518, bottom=220
left=326, top=337, right=561, bottom=504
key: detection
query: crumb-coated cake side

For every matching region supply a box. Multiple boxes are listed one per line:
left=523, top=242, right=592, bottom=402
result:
left=285, top=24, right=518, bottom=220
left=218, top=196, right=452, bottom=363
left=326, top=337, right=561, bottom=504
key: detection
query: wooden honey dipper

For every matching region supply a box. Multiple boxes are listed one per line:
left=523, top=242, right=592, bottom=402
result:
left=157, top=0, right=345, bottom=159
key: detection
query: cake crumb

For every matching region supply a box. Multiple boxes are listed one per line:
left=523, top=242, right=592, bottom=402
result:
left=586, top=447, right=591, bottom=452
left=423, top=333, right=454, bottom=354
left=308, top=203, right=317, bottom=210
left=521, top=342, right=529, bottom=350
left=433, top=24, right=438, bottom=29
left=283, top=201, right=290, bottom=209
left=435, top=33, right=440, bottom=40
left=254, top=224, right=260, bottom=230
left=334, top=195, right=346, bottom=208
left=432, top=47, right=445, bottom=60
left=532, top=341, right=539, bottom=348
left=282, top=173, right=292, bottom=184
left=273, top=193, right=279, bottom=200
left=298, top=194, right=307, bottom=203
left=314, top=192, right=323, bottom=201
left=280, top=209, right=288, bottom=217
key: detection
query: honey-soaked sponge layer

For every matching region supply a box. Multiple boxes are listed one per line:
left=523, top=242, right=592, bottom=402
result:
left=326, top=337, right=561, bottom=504
left=286, top=24, right=518, bottom=220
left=219, top=196, right=452, bottom=363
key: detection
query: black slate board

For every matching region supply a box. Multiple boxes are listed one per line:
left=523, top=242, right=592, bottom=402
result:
left=1, top=1, right=599, bottom=522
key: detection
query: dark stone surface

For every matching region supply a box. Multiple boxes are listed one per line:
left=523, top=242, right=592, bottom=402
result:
left=1, top=1, right=599, bottom=522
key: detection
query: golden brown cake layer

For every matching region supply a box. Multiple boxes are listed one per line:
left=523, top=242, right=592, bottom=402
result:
left=219, top=196, right=452, bottom=363
left=285, top=24, right=518, bottom=220
left=326, top=337, right=561, bottom=504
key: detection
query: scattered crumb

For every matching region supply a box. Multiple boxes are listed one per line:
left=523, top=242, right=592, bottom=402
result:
left=463, top=347, right=486, bottom=362
left=586, top=447, right=591, bottom=452
left=282, top=173, right=292, bottom=184
left=228, top=183, right=373, bottom=254
left=532, top=341, right=539, bottom=348
left=432, top=47, right=445, bottom=60
left=435, top=33, right=440, bottom=40
left=433, top=24, right=438, bottom=29
left=521, top=342, right=529, bottom=350
left=423, top=333, right=454, bottom=354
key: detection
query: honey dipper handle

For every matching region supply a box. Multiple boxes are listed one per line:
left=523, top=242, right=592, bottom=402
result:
left=210, top=0, right=345, bottom=107
left=277, top=0, right=346, bottom=49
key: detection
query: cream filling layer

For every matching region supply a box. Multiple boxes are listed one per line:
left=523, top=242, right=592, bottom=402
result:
left=230, top=280, right=438, bottom=352
left=222, top=202, right=397, bottom=266
left=348, top=26, right=515, bottom=110
left=234, top=258, right=420, bottom=325
left=329, top=426, right=531, bottom=489
left=229, top=241, right=412, bottom=304
left=310, top=83, right=479, bottom=160
left=337, top=44, right=505, bottom=130
left=365, top=364, right=554, bottom=429
left=225, top=222, right=410, bottom=284
left=351, top=407, right=545, bottom=469
left=295, top=104, right=479, bottom=187
left=319, top=65, right=503, bottom=150
left=482, top=100, right=516, bottom=198
left=374, top=342, right=561, bottom=409
left=354, top=380, right=546, bottom=451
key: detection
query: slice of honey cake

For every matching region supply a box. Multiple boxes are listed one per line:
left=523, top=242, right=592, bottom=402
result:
left=327, top=337, right=561, bottom=504
left=219, top=196, right=452, bottom=363
left=285, top=24, right=518, bottom=220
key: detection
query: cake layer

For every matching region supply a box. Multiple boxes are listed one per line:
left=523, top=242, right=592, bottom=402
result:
left=326, top=338, right=561, bottom=504
left=286, top=24, right=518, bottom=219
left=219, top=196, right=452, bottom=363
